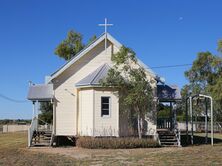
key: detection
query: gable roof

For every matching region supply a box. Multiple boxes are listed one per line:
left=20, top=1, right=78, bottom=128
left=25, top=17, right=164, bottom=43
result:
left=75, top=63, right=110, bottom=87
left=48, top=32, right=163, bottom=83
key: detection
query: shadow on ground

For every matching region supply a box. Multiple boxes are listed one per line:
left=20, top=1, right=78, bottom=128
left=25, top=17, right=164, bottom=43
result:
left=181, top=134, right=222, bottom=146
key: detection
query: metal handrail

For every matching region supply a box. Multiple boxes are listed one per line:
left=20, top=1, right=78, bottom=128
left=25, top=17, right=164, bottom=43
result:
left=28, top=117, right=52, bottom=147
left=156, top=132, right=161, bottom=146
left=174, top=128, right=181, bottom=147
left=216, top=122, right=222, bottom=133
left=38, top=118, right=49, bottom=125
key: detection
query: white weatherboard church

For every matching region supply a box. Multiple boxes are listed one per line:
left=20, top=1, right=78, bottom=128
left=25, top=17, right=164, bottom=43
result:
left=27, top=20, right=180, bottom=147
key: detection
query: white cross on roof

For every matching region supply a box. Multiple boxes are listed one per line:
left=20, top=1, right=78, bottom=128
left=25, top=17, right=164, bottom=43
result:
left=98, top=18, right=113, bottom=34
left=98, top=18, right=113, bottom=51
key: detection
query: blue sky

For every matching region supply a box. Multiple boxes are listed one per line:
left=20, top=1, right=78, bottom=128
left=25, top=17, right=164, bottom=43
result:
left=0, top=0, right=222, bottom=119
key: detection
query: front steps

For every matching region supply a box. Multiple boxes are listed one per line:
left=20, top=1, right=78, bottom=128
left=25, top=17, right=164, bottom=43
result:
left=157, top=129, right=179, bottom=147
left=31, top=130, right=52, bottom=146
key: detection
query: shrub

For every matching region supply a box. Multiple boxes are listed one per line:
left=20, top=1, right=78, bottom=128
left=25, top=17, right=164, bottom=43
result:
left=76, top=137, right=160, bottom=149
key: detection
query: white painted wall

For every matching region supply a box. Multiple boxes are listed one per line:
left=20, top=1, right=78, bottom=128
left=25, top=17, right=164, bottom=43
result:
left=53, top=41, right=118, bottom=136
left=93, top=89, right=119, bottom=137
left=78, top=89, right=94, bottom=136
left=52, top=38, right=157, bottom=136
left=3, top=125, right=30, bottom=132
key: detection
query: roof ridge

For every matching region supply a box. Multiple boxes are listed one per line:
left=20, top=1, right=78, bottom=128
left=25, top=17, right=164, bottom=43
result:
left=67, top=32, right=105, bottom=62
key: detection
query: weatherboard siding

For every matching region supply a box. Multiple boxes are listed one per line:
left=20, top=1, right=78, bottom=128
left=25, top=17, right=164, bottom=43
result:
left=52, top=37, right=157, bottom=136
left=53, top=40, right=118, bottom=136
left=94, top=89, right=119, bottom=137
left=78, top=89, right=94, bottom=136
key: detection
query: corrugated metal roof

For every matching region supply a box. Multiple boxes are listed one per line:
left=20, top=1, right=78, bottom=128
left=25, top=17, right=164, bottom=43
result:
left=27, top=84, right=54, bottom=101
left=157, top=84, right=181, bottom=101
left=75, top=63, right=110, bottom=87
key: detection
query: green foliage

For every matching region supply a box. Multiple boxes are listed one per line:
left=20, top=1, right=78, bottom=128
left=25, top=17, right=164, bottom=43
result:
left=182, top=45, right=222, bottom=120
left=218, top=40, right=222, bottom=53
left=101, top=46, right=153, bottom=116
left=39, top=102, right=53, bottom=124
left=54, top=30, right=98, bottom=61
left=185, top=52, right=217, bottom=91
left=0, top=119, right=31, bottom=125
left=87, top=35, right=97, bottom=45
left=76, top=137, right=159, bottom=149
left=111, top=46, right=137, bottom=65
left=55, top=30, right=84, bottom=61
left=101, top=46, right=154, bottom=138
left=157, top=104, right=171, bottom=118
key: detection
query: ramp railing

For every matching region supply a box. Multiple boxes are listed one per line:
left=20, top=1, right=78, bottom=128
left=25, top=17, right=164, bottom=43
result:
left=28, top=116, right=38, bottom=147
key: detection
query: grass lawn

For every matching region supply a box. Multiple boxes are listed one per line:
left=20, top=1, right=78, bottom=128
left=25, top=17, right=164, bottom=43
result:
left=1, top=132, right=222, bottom=165
left=195, top=133, right=222, bottom=139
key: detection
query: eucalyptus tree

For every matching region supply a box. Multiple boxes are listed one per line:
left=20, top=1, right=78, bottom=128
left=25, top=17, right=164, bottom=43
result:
left=54, top=30, right=84, bottom=61
left=182, top=42, right=222, bottom=120
left=54, top=30, right=97, bottom=61
left=218, top=40, right=222, bottom=53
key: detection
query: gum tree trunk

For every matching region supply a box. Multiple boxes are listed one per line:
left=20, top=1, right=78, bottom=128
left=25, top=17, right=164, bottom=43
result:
left=137, top=114, right=142, bottom=139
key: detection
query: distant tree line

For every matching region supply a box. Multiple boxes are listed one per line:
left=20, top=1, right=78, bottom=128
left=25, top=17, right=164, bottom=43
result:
left=0, top=119, right=31, bottom=125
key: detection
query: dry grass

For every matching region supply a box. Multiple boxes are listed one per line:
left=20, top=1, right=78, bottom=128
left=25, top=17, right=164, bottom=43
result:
left=195, top=132, right=222, bottom=139
left=1, top=132, right=222, bottom=165
left=0, top=132, right=81, bottom=166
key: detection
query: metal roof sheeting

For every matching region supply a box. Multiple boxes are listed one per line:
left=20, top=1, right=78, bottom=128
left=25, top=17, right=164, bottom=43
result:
left=75, top=63, right=110, bottom=87
left=157, top=84, right=181, bottom=101
left=27, top=84, right=54, bottom=101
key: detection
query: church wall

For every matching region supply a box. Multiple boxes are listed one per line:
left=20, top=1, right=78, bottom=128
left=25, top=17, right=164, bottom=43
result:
left=93, top=88, right=119, bottom=137
left=53, top=41, right=118, bottom=136
left=78, top=89, right=94, bottom=136
left=52, top=36, right=157, bottom=137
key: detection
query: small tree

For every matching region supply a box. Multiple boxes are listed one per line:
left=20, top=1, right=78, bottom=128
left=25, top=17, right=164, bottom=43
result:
left=54, top=30, right=97, bottom=61
left=101, top=46, right=154, bottom=138
left=55, top=30, right=84, bottom=61
left=87, top=35, right=97, bottom=45
left=218, top=40, right=222, bottom=53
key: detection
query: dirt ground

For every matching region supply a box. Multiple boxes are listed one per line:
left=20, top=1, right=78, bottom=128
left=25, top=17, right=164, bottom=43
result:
left=1, top=132, right=222, bottom=165
left=30, top=146, right=175, bottom=160
left=29, top=144, right=222, bottom=165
